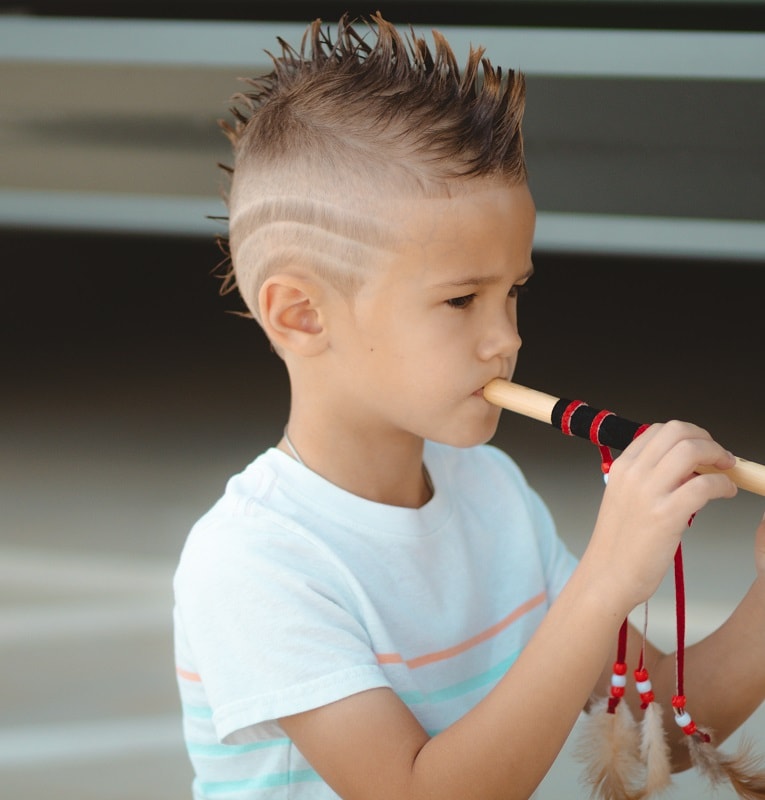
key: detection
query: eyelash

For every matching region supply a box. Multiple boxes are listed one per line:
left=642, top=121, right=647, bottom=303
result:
left=446, top=284, right=529, bottom=310
left=446, top=293, right=477, bottom=309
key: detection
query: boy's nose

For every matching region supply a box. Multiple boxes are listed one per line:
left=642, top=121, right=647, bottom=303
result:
left=478, top=316, right=522, bottom=361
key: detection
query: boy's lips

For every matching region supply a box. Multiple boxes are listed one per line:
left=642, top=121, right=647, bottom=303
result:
left=473, top=383, right=494, bottom=398
left=474, top=377, right=507, bottom=399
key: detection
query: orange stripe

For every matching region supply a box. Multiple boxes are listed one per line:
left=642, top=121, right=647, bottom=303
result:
left=377, top=652, right=406, bottom=665
left=176, top=666, right=202, bottom=682
left=376, top=592, right=546, bottom=669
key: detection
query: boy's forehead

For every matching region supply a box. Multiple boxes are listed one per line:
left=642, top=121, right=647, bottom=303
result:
left=387, top=182, right=536, bottom=280
left=387, top=182, right=535, bottom=244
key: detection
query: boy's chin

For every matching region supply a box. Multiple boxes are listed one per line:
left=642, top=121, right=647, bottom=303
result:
left=428, top=424, right=500, bottom=450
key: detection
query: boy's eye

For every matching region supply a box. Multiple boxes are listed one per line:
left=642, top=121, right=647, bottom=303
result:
left=446, top=293, right=477, bottom=309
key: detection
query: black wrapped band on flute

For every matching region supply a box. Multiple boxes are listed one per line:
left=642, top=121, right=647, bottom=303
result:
left=551, top=398, right=644, bottom=452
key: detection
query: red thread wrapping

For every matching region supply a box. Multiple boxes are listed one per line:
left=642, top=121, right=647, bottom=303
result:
left=589, top=409, right=614, bottom=445
left=561, top=400, right=585, bottom=437
left=589, top=409, right=616, bottom=474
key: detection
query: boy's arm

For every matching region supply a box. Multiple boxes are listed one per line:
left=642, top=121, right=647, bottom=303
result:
left=282, top=560, right=632, bottom=800
left=280, top=421, right=742, bottom=800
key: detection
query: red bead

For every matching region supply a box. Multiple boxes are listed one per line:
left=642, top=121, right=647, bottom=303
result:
left=671, top=695, right=686, bottom=709
left=613, top=662, right=627, bottom=675
left=611, top=686, right=626, bottom=698
left=682, top=721, right=697, bottom=736
left=640, top=690, right=655, bottom=704
left=634, top=668, right=649, bottom=682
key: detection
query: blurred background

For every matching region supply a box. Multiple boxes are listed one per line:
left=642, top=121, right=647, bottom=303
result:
left=1, top=2, right=764, bottom=798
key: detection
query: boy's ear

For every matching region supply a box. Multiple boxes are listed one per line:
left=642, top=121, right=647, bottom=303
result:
left=258, top=274, right=328, bottom=356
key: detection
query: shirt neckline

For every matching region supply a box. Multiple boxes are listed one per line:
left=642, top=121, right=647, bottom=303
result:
left=261, top=443, right=453, bottom=537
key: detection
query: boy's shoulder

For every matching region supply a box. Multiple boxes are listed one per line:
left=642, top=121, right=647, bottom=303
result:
left=180, top=442, right=533, bottom=565
left=174, top=448, right=333, bottom=598
left=182, top=447, right=307, bottom=543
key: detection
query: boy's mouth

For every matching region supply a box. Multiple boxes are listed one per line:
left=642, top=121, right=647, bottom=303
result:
left=475, top=377, right=508, bottom=399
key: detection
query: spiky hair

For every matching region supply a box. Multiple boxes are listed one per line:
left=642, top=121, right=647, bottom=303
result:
left=217, top=13, right=528, bottom=320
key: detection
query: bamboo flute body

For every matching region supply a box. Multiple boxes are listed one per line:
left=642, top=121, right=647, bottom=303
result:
left=483, top=379, right=765, bottom=497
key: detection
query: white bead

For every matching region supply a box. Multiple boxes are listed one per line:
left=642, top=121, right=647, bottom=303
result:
left=674, top=711, right=692, bottom=727
left=603, top=472, right=609, bottom=485
left=611, top=674, right=627, bottom=688
left=636, top=679, right=652, bottom=694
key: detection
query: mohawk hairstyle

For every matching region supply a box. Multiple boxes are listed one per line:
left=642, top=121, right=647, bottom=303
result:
left=216, top=12, right=528, bottom=321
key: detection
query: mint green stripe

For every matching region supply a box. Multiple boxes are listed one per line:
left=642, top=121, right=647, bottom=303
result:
left=399, top=650, right=521, bottom=706
left=200, top=769, right=322, bottom=794
left=188, top=738, right=290, bottom=758
left=183, top=703, right=214, bottom=719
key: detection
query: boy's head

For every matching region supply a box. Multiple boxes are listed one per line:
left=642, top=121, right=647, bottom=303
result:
left=220, top=13, right=528, bottom=324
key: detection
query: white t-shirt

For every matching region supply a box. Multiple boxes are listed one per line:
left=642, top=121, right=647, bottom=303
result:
left=174, top=441, right=577, bottom=799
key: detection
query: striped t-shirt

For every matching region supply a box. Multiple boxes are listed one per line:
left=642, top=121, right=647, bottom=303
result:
left=173, top=442, right=577, bottom=798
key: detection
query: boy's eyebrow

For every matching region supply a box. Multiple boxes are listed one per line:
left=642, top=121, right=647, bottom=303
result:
left=434, top=264, right=534, bottom=289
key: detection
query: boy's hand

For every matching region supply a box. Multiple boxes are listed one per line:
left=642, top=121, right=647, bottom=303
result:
left=585, top=420, right=737, bottom=612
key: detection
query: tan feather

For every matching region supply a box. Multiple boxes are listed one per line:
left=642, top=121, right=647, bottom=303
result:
left=575, top=698, right=644, bottom=800
left=639, top=703, right=672, bottom=796
left=685, top=730, right=726, bottom=785
left=687, top=734, right=765, bottom=799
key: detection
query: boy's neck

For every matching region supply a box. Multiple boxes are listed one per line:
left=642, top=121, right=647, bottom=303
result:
left=277, top=419, right=432, bottom=509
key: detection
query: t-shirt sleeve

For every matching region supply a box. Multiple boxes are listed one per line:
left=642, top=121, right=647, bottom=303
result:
left=174, top=515, right=392, bottom=745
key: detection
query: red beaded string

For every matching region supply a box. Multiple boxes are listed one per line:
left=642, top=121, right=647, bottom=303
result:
left=581, top=406, right=718, bottom=770
left=634, top=605, right=655, bottom=709
left=674, top=543, right=687, bottom=699
left=672, top=536, right=711, bottom=742
left=634, top=666, right=656, bottom=710
left=608, top=619, right=630, bottom=713
left=593, top=417, right=651, bottom=715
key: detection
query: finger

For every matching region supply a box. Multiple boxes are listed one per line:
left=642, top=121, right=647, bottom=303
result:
left=622, top=420, right=731, bottom=476
left=673, top=471, right=738, bottom=514
left=619, top=420, right=662, bottom=456
left=619, top=420, right=702, bottom=467
left=657, top=436, right=737, bottom=489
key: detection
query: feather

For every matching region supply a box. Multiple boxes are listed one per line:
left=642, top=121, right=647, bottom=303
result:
left=685, top=730, right=726, bottom=785
left=575, top=698, right=644, bottom=800
left=639, top=703, right=672, bottom=796
left=687, top=734, right=765, bottom=799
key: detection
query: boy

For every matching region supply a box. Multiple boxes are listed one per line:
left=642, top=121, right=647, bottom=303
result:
left=174, top=14, right=765, bottom=799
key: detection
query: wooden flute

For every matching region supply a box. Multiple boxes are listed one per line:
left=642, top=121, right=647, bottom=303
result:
left=483, top=379, right=765, bottom=497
